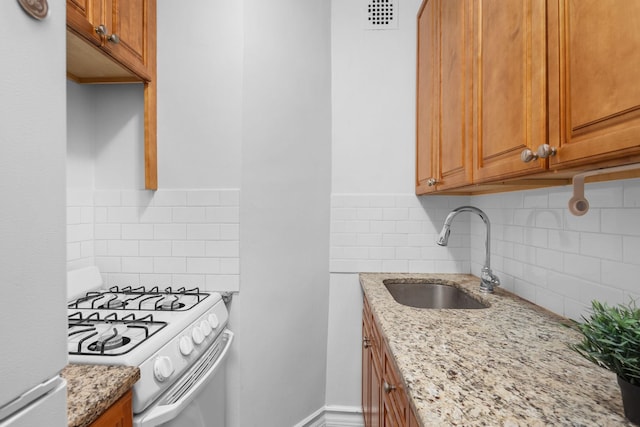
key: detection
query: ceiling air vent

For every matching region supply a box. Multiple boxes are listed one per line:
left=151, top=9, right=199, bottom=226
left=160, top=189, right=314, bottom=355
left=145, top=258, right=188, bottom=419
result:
left=364, top=0, right=398, bottom=30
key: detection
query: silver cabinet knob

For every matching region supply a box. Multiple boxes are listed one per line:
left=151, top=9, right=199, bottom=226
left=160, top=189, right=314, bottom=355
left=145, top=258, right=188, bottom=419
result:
left=520, top=148, right=538, bottom=163
left=383, top=381, right=396, bottom=393
left=363, top=337, right=371, bottom=349
left=427, top=178, right=438, bottom=187
left=95, top=24, right=107, bottom=36
left=95, top=25, right=120, bottom=44
left=536, top=144, right=557, bottom=158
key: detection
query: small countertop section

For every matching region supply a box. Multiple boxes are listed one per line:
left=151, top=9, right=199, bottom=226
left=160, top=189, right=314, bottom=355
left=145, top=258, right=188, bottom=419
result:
left=61, top=364, right=139, bottom=427
left=360, top=273, right=632, bottom=426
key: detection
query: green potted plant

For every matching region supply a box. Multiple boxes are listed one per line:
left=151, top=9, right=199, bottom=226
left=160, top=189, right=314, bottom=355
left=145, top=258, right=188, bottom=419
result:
left=570, top=300, right=640, bottom=424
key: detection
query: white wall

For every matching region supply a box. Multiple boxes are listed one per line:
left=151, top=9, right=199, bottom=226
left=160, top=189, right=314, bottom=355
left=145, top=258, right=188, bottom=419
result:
left=237, top=0, right=332, bottom=424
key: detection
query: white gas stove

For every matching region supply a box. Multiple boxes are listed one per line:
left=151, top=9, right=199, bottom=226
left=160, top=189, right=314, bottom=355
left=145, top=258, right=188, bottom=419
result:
left=67, top=267, right=232, bottom=426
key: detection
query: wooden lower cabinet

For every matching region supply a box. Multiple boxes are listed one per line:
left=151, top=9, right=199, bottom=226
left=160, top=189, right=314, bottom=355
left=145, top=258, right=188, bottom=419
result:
left=90, top=390, right=133, bottom=427
left=362, top=296, right=419, bottom=427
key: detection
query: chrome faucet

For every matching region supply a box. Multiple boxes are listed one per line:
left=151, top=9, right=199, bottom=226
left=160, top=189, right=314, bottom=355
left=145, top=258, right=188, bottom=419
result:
left=436, top=206, right=500, bottom=293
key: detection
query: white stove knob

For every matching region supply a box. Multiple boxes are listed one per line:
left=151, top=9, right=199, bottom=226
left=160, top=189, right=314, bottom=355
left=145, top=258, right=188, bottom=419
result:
left=192, top=326, right=205, bottom=345
left=179, top=335, right=194, bottom=356
left=207, top=313, right=220, bottom=330
left=154, top=356, right=174, bottom=382
left=200, top=320, right=212, bottom=336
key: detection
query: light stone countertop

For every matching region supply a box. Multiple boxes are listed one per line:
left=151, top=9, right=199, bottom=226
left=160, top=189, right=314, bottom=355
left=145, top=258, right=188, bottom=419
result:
left=61, top=364, right=139, bottom=427
left=360, top=273, right=632, bottom=427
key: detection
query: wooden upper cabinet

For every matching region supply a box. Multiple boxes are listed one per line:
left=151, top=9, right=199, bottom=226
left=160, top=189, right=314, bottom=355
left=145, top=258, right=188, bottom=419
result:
left=67, top=0, right=158, bottom=190
left=547, top=0, right=640, bottom=168
left=67, top=0, right=154, bottom=83
left=416, top=0, right=473, bottom=195
left=101, top=0, right=153, bottom=81
left=472, top=0, right=548, bottom=183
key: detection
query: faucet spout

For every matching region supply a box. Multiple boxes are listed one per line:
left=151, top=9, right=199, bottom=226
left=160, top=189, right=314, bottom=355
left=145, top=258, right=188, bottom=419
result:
left=436, top=206, right=500, bottom=293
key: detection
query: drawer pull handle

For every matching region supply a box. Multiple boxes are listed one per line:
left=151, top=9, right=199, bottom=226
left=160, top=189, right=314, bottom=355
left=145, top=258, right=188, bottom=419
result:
left=383, top=381, right=396, bottom=393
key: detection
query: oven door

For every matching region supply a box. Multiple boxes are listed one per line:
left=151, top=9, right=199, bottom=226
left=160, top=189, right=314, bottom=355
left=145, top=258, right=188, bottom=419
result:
left=134, top=329, right=233, bottom=427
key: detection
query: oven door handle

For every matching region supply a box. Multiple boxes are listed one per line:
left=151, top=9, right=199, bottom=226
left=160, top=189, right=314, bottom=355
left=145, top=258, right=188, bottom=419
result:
left=134, top=329, right=234, bottom=427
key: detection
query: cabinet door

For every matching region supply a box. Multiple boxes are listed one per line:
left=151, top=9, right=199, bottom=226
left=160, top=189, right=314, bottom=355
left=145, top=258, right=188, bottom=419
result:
left=90, top=390, right=132, bottom=427
left=67, top=0, right=102, bottom=46
left=472, top=0, right=548, bottom=182
left=547, top=0, right=640, bottom=168
left=362, top=303, right=382, bottom=427
left=369, top=350, right=382, bottom=427
left=437, top=0, right=473, bottom=191
left=382, top=348, right=407, bottom=427
left=416, top=0, right=439, bottom=194
left=102, top=0, right=154, bottom=81
left=416, top=0, right=472, bottom=194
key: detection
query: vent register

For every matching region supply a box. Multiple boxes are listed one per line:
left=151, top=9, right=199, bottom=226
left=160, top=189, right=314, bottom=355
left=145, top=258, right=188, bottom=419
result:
left=364, top=0, right=398, bottom=30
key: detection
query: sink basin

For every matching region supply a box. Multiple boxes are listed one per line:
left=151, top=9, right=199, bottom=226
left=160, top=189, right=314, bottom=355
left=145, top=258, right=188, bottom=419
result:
left=383, top=280, right=488, bottom=309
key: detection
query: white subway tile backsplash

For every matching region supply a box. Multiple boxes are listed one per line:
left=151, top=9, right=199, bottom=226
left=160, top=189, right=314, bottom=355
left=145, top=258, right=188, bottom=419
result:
left=623, top=179, right=640, bottom=206
left=107, top=240, right=139, bottom=257
left=122, top=257, right=154, bottom=273
left=533, top=210, right=563, bottom=229
left=68, top=189, right=240, bottom=292
left=547, top=230, right=580, bottom=254
left=154, top=224, right=187, bottom=240
left=139, top=207, right=173, bottom=224
left=623, top=236, right=640, bottom=265
left=172, top=207, right=207, bottom=223
left=95, top=224, right=121, bottom=240
left=601, top=260, right=640, bottom=294
left=382, top=208, right=409, bottom=221
left=187, top=224, right=221, bottom=240
left=172, top=240, right=206, bottom=257
left=122, top=224, right=154, bottom=240
left=205, top=241, right=239, bottom=257
left=187, top=258, right=221, bottom=274
left=219, top=258, right=240, bottom=274
left=580, top=232, right=622, bottom=261
left=139, top=240, right=172, bottom=256
left=153, top=190, right=187, bottom=206
left=330, top=180, right=640, bottom=320
left=154, top=257, right=187, bottom=274
left=206, top=206, right=240, bottom=223
left=357, top=208, right=382, bottom=220
left=601, top=208, right=640, bottom=236
left=121, top=190, right=154, bottom=207
left=382, top=260, right=408, bottom=272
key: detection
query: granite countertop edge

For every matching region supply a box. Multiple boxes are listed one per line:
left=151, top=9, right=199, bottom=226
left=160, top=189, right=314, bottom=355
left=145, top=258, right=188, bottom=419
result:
left=359, top=272, right=631, bottom=427
left=61, top=364, right=140, bottom=427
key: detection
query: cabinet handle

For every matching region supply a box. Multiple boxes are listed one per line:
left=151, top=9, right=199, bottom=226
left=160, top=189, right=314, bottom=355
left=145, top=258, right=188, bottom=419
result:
left=107, top=33, right=120, bottom=44
left=363, top=337, right=371, bottom=349
left=383, top=381, right=396, bottom=393
left=520, top=148, right=538, bottom=163
left=427, top=178, right=438, bottom=187
left=95, top=25, right=120, bottom=44
left=536, top=144, right=557, bottom=159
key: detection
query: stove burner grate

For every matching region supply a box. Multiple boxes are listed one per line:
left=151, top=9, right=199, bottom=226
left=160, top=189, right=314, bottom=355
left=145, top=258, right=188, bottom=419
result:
left=68, top=311, right=167, bottom=356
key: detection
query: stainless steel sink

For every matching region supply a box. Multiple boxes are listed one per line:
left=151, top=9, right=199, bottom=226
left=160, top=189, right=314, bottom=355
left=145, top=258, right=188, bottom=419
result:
left=383, top=279, right=489, bottom=309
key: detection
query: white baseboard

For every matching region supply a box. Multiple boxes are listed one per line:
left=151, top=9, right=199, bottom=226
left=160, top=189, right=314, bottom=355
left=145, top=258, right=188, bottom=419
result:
left=294, top=405, right=364, bottom=427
